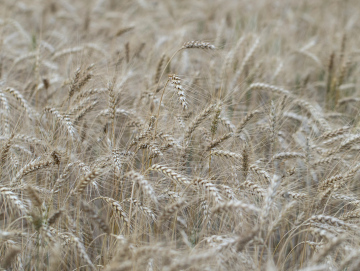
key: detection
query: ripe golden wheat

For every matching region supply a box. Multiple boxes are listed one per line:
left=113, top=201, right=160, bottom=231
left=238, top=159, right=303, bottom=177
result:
left=1, top=0, right=360, bottom=270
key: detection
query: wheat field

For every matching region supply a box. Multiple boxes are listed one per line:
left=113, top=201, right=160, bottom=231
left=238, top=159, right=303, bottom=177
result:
left=1, top=0, right=360, bottom=270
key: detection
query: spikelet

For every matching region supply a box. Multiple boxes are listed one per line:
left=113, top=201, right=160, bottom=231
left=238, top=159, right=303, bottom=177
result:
left=12, top=144, right=32, bottom=156
left=27, top=185, right=42, bottom=208
left=68, top=65, right=94, bottom=98
left=159, top=199, right=186, bottom=222
left=127, top=171, right=158, bottom=205
left=0, top=187, right=27, bottom=214
left=125, top=42, right=130, bottom=63
left=211, top=149, right=242, bottom=160
left=211, top=200, right=260, bottom=214
left=309, top=215, right=358, bottom=231
left=148, top=164, right=190, bottom=185
left=210, top=103, right=222, bottom=136
left=14, top=134, right=44, bottom=145
left=331, top=193, right=360, bottom=205
left=12, top=159, right=54, bottom=186
left=261, top=176, right=281, bottom=223
left=340, top=210, right=360, bottom=221
left=101, top=197, right=130, bottom=229
left=44, top=107, right=77, bottom=140
left=47, top=209, right=64, bottom=226
left=338, top=96, right=360, bottom=107
left=154, top=54, right=166, bottom=84
left=112, top=149, right=125, bottom=172
left=64, top=89, right=82, bottom=109
left=271, top=152, right=306, bottom=161
left=159, top=190, right=181, bottom=200
left=320, top=134, right=346, bottom=147
left=318, top=174, right=343, bottom=191
left=73, top=167, right=101, bottom=195
left=6, top=19, right=31, bottom=42
left=129, top=116, right=156, bottom=147
left=221, top=35, right=245, bottom=78
left=318, top=126, right=350, bottom=140
left=2, top=246, right=20, bottom=270
left=339, top=249, right=360, bottom=271
left=69, top=235, right=96, bottom=270
left=219, top=116, right=235, bottom=132
left=235, top=227, right=259, bottom=252
left=249, top=164, right=271, bottom=183
left=267, top=201, right=297, bottom=236
left=51, top=151, right=61, bottom=166
left=268, top=100, right=277, bottom=154
left=0, top=134, right=14, bottom=168
left=81, top=201, right=110, bottom=234
left=325, top=134, right=360, bottom=156
left=52, top=46, right=84, bottom=60
left=107, top=80, right=116, bottom=123
left=114, top=26, right=134, bottom=37
left=164, top=251, right=215, bottom=271
left=309, top=227, right=337, bottom=241
left=184, top=104, right=215, bottom=141
left=282, top=191, right=306, bottom=200
left=169, top=74, right=187, bottom=110
left=313, top=156, right=342, bottom=167
left=193, top=178, right=223, bottom=204
left=0, top=92, right=10, bottom=135
left=231, top=37, right=260, bottom=89
left=52, top=162, right=74, bottom=194
left=311, top=235, right=345, bottom=264
left=319, top=163, right=360, bottom=191
left=242, top=180, right=265, bottom=198
left=182, top=41, right=216, bottom=50
left=207, top=132, right=233, bottom=151
left=236, top=110, right=260, bottom=134
left=220, top=184, right=237, bottom=200
left=74, top=100, right=98, bottom=122
left=294, top=99, right=330, bottom=132
left=126, top=198, right=156, bottom=222
left=0, top=230, right=26, bottom=240
left=157, top=132, right=182, bottom=149
left=200, top=199, right=211, bottom=222
left=241, top=148, right=249, bottom=179
left=3, top=87, right=35, bottom=120
left=138, top=142, right=163, bottom=159
left=247, top=83, right=292, bottom=97
left=74, top=88, right=107, bottom=103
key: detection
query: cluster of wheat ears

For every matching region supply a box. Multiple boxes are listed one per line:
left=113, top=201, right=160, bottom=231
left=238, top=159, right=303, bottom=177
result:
left=2, top=0, right=360, bottom=270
